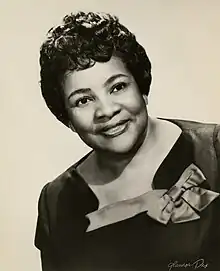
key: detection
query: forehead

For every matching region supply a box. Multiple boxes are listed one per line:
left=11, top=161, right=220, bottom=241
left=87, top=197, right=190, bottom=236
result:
left=64, top=56, right=131, bottom=90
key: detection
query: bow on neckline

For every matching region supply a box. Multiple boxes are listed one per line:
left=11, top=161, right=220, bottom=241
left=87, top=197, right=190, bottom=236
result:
left=86, top=164, right=219, bottom=232
left=146, top=163, right=219, bottom=224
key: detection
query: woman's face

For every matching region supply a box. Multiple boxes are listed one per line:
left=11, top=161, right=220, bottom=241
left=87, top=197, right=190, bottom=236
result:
left=63, top=56, right=148, bottom=155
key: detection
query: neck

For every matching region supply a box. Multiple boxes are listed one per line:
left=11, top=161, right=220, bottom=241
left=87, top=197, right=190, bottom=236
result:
left=94, top=117, right=156, bottom=179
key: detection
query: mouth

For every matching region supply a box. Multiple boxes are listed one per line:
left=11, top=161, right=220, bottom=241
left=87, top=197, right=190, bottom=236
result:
left=100, top=120, right=130, bottom=138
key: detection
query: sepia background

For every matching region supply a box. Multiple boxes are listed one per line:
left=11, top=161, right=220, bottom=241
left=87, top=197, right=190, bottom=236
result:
left=1, top=0, right=220, bottom=270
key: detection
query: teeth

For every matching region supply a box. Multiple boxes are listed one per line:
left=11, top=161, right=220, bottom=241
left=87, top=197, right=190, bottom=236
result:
left=102, top=123, right=126, bottom=136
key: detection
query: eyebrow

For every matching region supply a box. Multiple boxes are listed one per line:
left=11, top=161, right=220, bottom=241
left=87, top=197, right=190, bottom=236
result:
left=67, top=74, right=129, bottom=100
left=68, top=88, right=91, bottom=100
left=103, top=74, right=129, bottom=87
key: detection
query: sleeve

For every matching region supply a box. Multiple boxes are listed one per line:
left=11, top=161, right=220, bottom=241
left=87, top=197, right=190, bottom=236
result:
left=34, top=183, right=59, bottom=271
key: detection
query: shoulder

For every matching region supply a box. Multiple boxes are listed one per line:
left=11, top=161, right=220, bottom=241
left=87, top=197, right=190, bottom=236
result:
left=42, top=165, right=79, bottom=205
left=168, top=119, right=220, bottom=188
left=39, top=161, right=98, bottom=216
left=167, top=118, right=216, bottom=133
left=35, top=155, right=98, bottom=250
left=166, top=118, right=218, bottom=144
left=35, top=165, right=81, bottom=249
left=37, top=152, right=98, bottom=221
left=41, top=150, right=93, bottom=204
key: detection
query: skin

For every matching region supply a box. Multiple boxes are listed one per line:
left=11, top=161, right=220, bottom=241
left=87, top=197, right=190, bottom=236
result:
left=63, top=56, right=149, bottom=159
left=62, top=56, right=181, bottom=205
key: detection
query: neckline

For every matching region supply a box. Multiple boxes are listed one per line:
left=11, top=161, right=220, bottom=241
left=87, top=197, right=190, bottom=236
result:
left=71, top=120, right=194, bottom=212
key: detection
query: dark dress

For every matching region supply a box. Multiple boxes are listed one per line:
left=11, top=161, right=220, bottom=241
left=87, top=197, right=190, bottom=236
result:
left=35, top=119, right=220, bottom=271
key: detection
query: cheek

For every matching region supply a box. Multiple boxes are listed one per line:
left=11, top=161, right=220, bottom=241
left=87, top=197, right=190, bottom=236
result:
left=68, top=109, right=94, bottom=132
left=122, top=90, right=146, bottom=115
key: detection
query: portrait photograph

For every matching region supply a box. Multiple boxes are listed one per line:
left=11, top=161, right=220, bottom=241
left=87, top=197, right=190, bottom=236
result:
left=1, top=1, right=220, bottom=271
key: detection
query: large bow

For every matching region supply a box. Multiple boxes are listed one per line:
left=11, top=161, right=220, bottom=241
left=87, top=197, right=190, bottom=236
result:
left=147, top=164, right=219, bottom=224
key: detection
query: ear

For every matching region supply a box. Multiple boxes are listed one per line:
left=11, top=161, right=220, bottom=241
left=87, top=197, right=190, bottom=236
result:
left=143, top=95, right=148, bottom=106
left=68, top=121, right=76, bottom=132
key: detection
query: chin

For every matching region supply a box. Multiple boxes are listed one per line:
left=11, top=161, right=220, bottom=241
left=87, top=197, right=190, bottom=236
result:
left=98, top=135, right=141, bottom=156
left=105, top=145, right=135, bottom=155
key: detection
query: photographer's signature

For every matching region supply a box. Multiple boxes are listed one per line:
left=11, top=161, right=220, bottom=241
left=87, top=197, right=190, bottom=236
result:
left=168, top=259, right=208, bottom=271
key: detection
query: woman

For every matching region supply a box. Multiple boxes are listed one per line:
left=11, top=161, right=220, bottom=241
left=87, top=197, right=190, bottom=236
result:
left=35, top=11, right=220, bottom=270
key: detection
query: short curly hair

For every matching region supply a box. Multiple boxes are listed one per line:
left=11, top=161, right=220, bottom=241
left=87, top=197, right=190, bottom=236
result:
left=40, top=11, right=152, bottom=126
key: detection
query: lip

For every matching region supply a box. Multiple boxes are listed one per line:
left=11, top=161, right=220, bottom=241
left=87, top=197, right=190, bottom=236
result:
left=100, top=120, right=130, bottom=138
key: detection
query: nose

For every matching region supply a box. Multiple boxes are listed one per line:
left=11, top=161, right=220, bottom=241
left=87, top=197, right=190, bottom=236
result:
left=94, top=97, right=121, bottom=121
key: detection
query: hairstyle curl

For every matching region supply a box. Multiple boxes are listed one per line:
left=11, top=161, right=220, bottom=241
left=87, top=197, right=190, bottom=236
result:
left=40, top=11, right=152, bottom=126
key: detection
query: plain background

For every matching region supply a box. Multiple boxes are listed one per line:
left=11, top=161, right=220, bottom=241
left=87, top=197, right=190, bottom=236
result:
left=1, top=0, right=220, bottom=270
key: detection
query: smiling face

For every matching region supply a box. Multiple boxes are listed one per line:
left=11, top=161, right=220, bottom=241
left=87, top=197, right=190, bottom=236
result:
left=63, top=56, right=148, bottom=155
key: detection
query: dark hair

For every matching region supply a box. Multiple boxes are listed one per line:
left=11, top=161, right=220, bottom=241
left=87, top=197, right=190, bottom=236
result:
left=40, top=11, right=152, bottom=126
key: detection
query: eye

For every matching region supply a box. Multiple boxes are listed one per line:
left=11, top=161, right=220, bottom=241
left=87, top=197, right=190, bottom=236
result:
left=111, top=82, right=127, bottom=93
left=75, top=97, right=93, bottom=107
